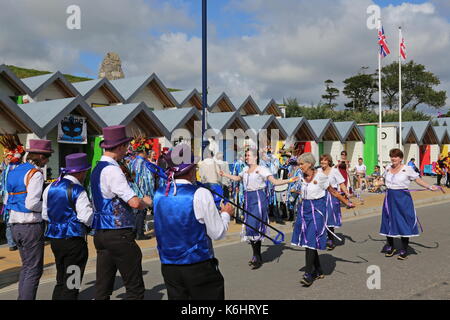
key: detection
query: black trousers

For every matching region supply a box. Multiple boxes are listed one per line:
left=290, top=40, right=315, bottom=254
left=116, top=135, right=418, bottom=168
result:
left=161, top=258, right=224, bottom=300
left=93, top=228, right=145, bottom=300
left=447, top=173, right=450, bottom=187
left=134, top=210, right=146, bottom=238
left=50, top=237, right=88, bottom=300
left=437, top=174, right=443, bottom=186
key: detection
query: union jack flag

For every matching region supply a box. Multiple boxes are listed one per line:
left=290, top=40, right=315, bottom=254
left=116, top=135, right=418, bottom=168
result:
left=378, top=26, right=391, bottom=58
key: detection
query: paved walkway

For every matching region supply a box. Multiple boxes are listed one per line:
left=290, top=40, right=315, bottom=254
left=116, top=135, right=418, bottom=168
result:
left=1, top=177, right=448, bottom=290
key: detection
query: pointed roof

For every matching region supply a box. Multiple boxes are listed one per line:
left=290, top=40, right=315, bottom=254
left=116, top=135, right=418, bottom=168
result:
left=21, top=71, right=80, bottom=98
left=207, top=91, right=237, bottom=112
left=110, top=73, right=178, bottom=107
left=72, top=78, right=124, bottom=103
left=243, top=115, right=288, bottom=139
left=153, top=107, right=201, bottom=135
left=237, top=96, right=261, bottom=115
left=17, top=96, right=105, bottom=137
left=334, top=121, right=365, bottom=143
left=436, top=117, right=450, bottom=126
left=257, top=98, right=283, bottom=117
left=308, top=119, right=341, bottom=141
left=277, top=117, right=318, bottom=142
left=172, top=89, right=203, bottom=109
left=0, top=94, right=41, bottom=134
left=402, top=121, right=439, bottom=145
left=94, top=102, right=169, bottom=138
left=207, top=112, right=250, bottom=133
left=402, top=126, right=420, bottom=144
left=0, top=65, right=32, bottom=96
left=433, top=126, right=450, bottom=145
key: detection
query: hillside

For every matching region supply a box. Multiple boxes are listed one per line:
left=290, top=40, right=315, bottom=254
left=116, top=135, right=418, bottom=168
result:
left=7, top=65, right=180, bottom=91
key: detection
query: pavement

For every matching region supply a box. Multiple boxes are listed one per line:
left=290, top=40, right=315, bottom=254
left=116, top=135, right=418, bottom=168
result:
left=1, top=177, right=449, bottom=297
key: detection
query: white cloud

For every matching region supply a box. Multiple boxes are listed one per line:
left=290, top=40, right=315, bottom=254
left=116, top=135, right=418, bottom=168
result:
left=1, top=0, right=449, bottom=113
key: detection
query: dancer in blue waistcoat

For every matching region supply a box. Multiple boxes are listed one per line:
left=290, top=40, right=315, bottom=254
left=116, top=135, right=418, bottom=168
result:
left=91, top=125, right=152, bottom=300
left=153, top=144, right=234, bottom=300
left=220, top=148, right=298, bottom=270
left=42, top=153, right=94, bottom=300
left=5, top=139, right=53, bottom=300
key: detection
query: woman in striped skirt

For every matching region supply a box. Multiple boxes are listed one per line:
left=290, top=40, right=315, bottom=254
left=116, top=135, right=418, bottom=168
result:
left=220, top=148, right=298, bottom=270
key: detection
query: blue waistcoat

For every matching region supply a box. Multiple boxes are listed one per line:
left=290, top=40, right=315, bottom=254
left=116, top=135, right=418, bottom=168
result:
left=5, top=162, right=36, bottom=213
left=90, top=161, right=135, bottom=230
left=153, top=183, right=214, bottom=265
left=45, top=178, right=86, bottom=238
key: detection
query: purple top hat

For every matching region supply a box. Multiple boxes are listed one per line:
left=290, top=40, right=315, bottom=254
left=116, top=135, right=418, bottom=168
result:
left=163, top=144, right=200, bottom=178
left=64, top=153, right=91, bottom=173
left=100, top=125, right=132, bottom=149
left=26, top=139, right=54, bottom=154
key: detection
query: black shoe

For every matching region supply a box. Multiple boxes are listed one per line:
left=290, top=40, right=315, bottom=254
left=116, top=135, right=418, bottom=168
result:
left=326, top=240, right=335, bottom=251
left=300, top=273, right=314, bottom=287
left=9, top=246, right=18, bottom=251
left=251, top=260, right=262, bottom=270
left=313, top=270, right=325, bottom=280
left=397, top=250, right=408, bottom=260
left=385, top=247, right=397, bottom=257
left=275, top=220, right=285, bottom=225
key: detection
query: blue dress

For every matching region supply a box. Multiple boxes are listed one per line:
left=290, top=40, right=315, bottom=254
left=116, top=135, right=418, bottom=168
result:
left=291, top=172, right=330, bottom=250
left=379, top=165, right=421, bottom=238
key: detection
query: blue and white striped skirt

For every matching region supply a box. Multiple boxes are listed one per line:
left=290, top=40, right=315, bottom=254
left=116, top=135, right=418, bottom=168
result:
left=325, top=190, right=342, bottom=228
left=242, top=189, right=269, bottom=242
left=291, top=197, right=327, bottom=250
left=379, top=189, right=421, bottom=238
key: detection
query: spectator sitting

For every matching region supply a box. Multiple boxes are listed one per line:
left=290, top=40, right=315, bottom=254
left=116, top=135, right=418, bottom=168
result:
left=353, top=158, right=367, bottom=190
left=408, top=158, right=421, bottom=176
left=368, top=165, right=384, bottom=193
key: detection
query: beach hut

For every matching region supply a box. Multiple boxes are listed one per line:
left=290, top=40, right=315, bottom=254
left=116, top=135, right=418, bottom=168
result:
left=21, top=71, right=80, bottom=102
left=73, top=78, right=124, bottom=107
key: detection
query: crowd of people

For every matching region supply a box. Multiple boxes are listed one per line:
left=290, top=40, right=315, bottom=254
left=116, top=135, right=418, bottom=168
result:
left=0, top=127, right=442, bottom=299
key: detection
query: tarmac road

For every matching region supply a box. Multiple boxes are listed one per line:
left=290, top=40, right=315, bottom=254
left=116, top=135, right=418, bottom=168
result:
left=0, top=202, right=449, bottom=300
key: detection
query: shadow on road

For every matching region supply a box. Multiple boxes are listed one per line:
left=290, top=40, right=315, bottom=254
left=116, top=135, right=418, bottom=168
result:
left=368, top=235, right=439, bottom=255
left=261, top=243, right=303, bottom=264
left=79, top=270, right=157, bottom=300
left=298, top=254, right=366, bottom=276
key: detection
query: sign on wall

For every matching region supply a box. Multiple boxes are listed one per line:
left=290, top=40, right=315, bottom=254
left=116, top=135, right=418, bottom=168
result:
left=58, top=115, right=87, bottom=144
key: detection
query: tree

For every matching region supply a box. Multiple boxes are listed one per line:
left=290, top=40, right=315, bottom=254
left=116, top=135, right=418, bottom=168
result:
left=321, top=79, right=339, bottom=110
left=381, top=60, right=447, bottom=110
left=342, top=71, right=378, bottom=112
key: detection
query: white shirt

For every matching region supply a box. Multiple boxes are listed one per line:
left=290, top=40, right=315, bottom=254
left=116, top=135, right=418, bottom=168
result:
left=300, top=171, right=330, bottom=200
left=215, top=158, right=231, bottom=186
left=384, top=164, right=419, bottom=189
left=355, top=164, right=367, bottom=174
left=239, top=166, right=273, bottom=191
left=99, top=156, right=136, bottom=203
left=42, top=175, right=94, bottom=227
left=198, top=158, right=221, bottom=184
left=7, top=162, right=44, bottom=224
left=317, top=167, right=345, bottom=189
left=176, top=179, right=230, bottom=240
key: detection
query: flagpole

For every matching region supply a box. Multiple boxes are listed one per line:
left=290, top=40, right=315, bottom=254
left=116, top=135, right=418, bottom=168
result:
left=399, top=27, right=403, bottom=151
left=378, top=20, right=383, bottom=169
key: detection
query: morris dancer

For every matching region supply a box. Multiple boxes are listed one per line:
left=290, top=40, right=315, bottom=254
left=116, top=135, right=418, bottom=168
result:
left=220, top=148, right=298, bottom=270
left=0, top=133, right=25, bottom=251
left=291, top=153, right=353, bottom=287
left=287, top=156, right=302, bottom=222
left=42, top=153, right=93, bottom=300
left=91, top=125, right=152, bottom=300
left=5, top=139, right=54, bottom=299
left=317, top=154, right=351, bottom=250
left=153, top=145, right=234, bottom=300
left=380, top=148, right=439, bottom=260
